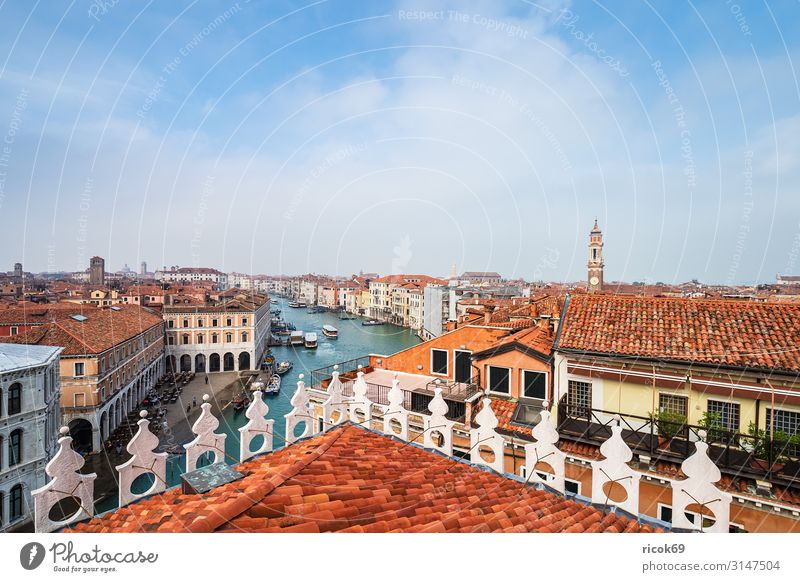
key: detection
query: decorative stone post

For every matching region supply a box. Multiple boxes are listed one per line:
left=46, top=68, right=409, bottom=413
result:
left=591, top=415, right=640, bottom=513
left=349, top=365, right=373, bottom=426
left=524, top=401, right=566, bottom=492
left=31, top=427, right=97, bottom=533
left=382, top=373, right=409, bottom=441
left=183, top=394, right=227, bottom=472
left=670, top=430, right=732, bottom=532
left=470, top=393, right=505, bottom=473
left=423, top=383, right=454, bottom=455
left=239, top=385, right=274, bottom=462
left=285, top=374, right=313, bottom=443
left=322, top=365, right=348, bottom=431
left=116, top=410, right=168, bottom=507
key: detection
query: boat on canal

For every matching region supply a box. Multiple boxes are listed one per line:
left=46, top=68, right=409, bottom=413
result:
left=265, top=374, right=281, bottom=394
left=275, top=360, right=293, bottom=375
left=288, top=300, right=300, bottom=308
left=322, top=324, right=338, bottom=338
left=304, top=332, right=318, bottom=348
left=289, top=330, right=304, bottom=346
left=362, top=319, right=385, bottom=326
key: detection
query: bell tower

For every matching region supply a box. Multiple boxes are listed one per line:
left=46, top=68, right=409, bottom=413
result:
left=587, top=219, right=604, bottom=292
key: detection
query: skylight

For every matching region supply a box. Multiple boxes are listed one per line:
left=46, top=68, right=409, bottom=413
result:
left=70, top=314, right=88, bottom=322
left=110, top=306, right=121, bottom=311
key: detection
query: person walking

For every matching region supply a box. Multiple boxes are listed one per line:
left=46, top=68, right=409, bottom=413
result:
left=192, top=395, right=197, bottom=408
left=205, top=374, right=208, bottom=385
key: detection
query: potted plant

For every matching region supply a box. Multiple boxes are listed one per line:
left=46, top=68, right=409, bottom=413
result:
left=746, top=422, right=796, bottom=473
left=653, top=410, right=687, bottom=450
left=698, top=411, right=726, bottom=444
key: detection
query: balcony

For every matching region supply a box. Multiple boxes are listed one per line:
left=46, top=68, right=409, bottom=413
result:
left=310, top=358, right=481, bottom=422
left=556, top=397, right=800, bottom=487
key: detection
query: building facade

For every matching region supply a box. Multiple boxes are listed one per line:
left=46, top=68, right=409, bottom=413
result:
left=0, top=343, right=62, bottom=532
left=89, top=256, right=105, bottom=286
left=155, top=267, right=228, bottom=289
left=163, top=292, right=270, bottom=376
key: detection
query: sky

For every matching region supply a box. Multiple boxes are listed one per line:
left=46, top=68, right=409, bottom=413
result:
left=0, top=0, right=799, bottom=284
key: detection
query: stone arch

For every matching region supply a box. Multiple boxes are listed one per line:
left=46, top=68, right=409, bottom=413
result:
left=238, top=351, right=250, bottom=371
left=223, top=352, right=235, bottom=372
left=167, top=355, right=177, bottom=373
left=209, top=353, right=221, bottom=372
left=195, top=353, right=206, bottom=373
left=100, top=411, right=109, bottom=442
left=68, top=418, right=94, bottom=453
left=180, top=354, right=192, bottom=372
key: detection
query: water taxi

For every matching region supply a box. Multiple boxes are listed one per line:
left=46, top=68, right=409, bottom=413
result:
left=270, top=299, right=278, bottom=304
left=287, top=301, right=300, bottom=308
left=322, top=324, right=339, bottom=338
left=289, top=331, right=304, bottom=346
left=304, top=332, right=318, bottom=348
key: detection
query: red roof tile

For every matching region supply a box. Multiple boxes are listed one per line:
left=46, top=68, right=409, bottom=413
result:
left=67, top=424, right=657, bottom=533
left=559, top=295, right=800, bottom=373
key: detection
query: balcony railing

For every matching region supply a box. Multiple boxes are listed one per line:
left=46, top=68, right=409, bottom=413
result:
left=309, top=359, right=475, bottom=422
left=556, top=397, right=800, bottom=484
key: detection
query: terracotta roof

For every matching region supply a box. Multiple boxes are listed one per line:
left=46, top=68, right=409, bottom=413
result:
left=0, top=304, right=163, bottom=355
left=67, top=424, right=657, bottom=533
left=474, top=322, right=554, bottom=359
left=559, top=295, right=800, bottom=373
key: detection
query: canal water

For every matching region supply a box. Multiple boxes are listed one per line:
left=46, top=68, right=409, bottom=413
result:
left=96, top=297, right=420, bottom=513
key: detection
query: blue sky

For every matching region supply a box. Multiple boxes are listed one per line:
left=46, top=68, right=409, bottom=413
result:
left=1, top=0, right=799, bottom=284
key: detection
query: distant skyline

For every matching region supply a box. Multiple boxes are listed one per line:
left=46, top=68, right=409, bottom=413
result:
left=1, top=1, right=799, bottom=285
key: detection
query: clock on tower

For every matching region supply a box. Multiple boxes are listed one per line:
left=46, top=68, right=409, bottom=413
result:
left=588, top=219, right=604, bottom=292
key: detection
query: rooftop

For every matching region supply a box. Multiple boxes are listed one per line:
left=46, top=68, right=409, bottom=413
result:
left=67, top=423, right=657, bottom=533
left=559, top=294, right=800, bottom=373
left=0, top=342, right=61, bottom=374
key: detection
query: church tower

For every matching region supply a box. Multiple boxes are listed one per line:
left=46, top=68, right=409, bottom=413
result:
left=587, top=219, right=604, bottom=292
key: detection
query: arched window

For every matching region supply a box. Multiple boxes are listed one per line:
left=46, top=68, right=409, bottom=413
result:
left=182, top=334, right=190, bottom=345
left=197, top=335, right=204, bottom=344
left=9, top=429, right=22, bottom=466
left=242, top=332, right=248, bottom=342
left=8, top=383, right=21, bottom=415
left=212, top=333, right=218, bottom=344
left=9, top=484, right=23, bottom=522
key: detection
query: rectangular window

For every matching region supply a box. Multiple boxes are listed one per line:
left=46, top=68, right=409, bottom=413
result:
left=567, top=379, right=591, bottom=410
left=212, top=319, right=218, bottom=327
left=766, top=408, right=800, bottom=436
left=74, top=362, right=85, bottom=377
left=488, top=366, right=511, bottom=395
left=565, top=479, right=581, bottom=496
left=707, top=400, right=740, bottom=433
left=659, top=393, right=688, bottom=417
left=10, top=326, right=18, bottom=336
left=431, top=349, right=448, bottom=375
left=522, top=370, right=547, bottom=400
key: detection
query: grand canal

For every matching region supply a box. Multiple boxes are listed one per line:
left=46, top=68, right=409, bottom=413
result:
left=96, top=298, right=420, bottom=513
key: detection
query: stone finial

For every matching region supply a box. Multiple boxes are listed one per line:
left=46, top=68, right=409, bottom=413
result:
left=322, top=367, right=348, bottom=431
left=670, top=431, right=732, bottom=532
left=183, top=394, right=227, bottom=471
left=524, top=405, right=566, bottom=492
left=470, top=397, right=504, bottom=473
left=32, top=427, right=97, bottom=533
left=590, top=416, right=640, bottom=512
left=349, top=366, right=373, bottom=426
left=423, top=387, right=454, bottom=455
left=116, top=410, right=168, bottom=507
left=382, top=373, right=409, bottom=441
left=285, top=375, right=312, bottom=443
left=239, top=389, right=274, bottom=462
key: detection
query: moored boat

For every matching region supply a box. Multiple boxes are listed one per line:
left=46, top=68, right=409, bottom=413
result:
left=265, top=374, right=281, bottom=393
left=322, top=324, right=338, bottom=338
left=304, top=332, right=318, bottom=348
left=275, top=360, right=293, bottom=375
left=289, top=331, right=304, bottom=346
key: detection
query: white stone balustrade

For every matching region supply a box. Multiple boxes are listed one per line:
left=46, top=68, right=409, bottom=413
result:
left=670, top=430, right=732, bottom=532
left=591, top=415, right=640, bottom=513
left=184, top=394, right=227, bottom=471
left=322, top=366, right=349, bottom=431
left=116, top=410, right=168, bottom=507
left=349, top=366, right=373, bottom=426
left=382, top=373, right=410, bottom=441
left=285, top=374, right=313, bottom=443
left=470, top=393, right=505, bottom=473
left=239, top=386, right=274, bottom=462
left=423, top=383, right=454, bottom=456
left=32, top=427, right=97, bottom=533
left=524, top=401, right=566, bottom=493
